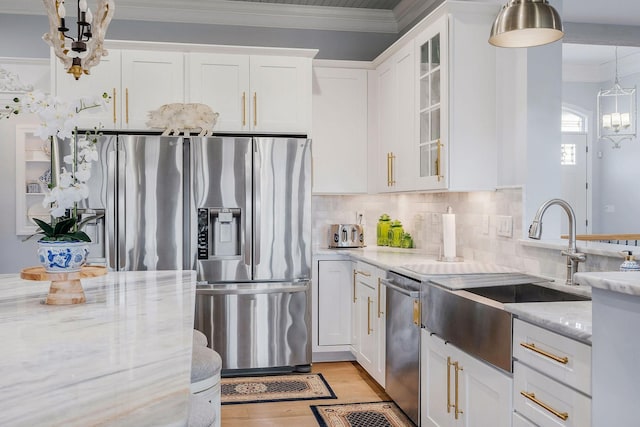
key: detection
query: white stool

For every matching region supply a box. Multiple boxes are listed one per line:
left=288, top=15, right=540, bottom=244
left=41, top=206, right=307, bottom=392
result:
left=193, top=329, right=208, bottom=347
left=188, top=394, right=216, bottom=427
left=191, top=345, right=222, bottom=427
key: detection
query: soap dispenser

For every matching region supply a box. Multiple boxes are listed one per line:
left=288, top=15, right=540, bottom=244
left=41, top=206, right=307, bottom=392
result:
left=620, top=251, right=640, bottom=271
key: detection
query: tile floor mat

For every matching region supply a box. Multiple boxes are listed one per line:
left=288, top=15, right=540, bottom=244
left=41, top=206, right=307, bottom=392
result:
left=221, top=373, right=337, bottom=405
left=310, top=401, right=415, bottom=427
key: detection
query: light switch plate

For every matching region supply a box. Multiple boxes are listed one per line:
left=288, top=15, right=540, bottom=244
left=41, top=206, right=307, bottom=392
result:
left=481, top=215, right=490, bottom=235
left=496, top=215, right=513, bottom=237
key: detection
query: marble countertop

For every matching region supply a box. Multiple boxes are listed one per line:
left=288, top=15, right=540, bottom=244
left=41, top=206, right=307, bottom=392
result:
left=504, top=301, right=593, bottom=344
left=0, top=270, right=196, bottom=427
left=575, top=271, right=640, bottom=296
left=315, top=246, right=593, bottom=342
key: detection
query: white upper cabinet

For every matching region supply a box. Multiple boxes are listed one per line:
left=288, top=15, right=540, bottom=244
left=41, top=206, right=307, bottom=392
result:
left=376, top=43, right=414, bottom=193
left=188, top=53, right=312, bottom=133
left=312, top=66, right=368, bottom=194
left=373, top=1, right=499, bottom=192
left=188, top=53, right=250, bottom=132
left=53, top=49, right=184, bottom=130
left=53, top=50, right=122, bottom=129
left=414, top=17, right=448, bottom=190
left=250, top=56, right=311, bottom=133
left=120, top=50, right=185, bottom=130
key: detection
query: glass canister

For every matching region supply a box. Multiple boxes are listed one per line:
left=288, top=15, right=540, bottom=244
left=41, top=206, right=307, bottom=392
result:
left=377, top=214, right=391, bottom=246
left=388, top=220, right=404, bottom=248
left=401, top=232, right=414, bottom=249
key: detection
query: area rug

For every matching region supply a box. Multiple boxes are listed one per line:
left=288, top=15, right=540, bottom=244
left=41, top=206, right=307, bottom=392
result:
left=221, top=373, right=337, bottom=405
left=310, top=401, right=415, bottom=427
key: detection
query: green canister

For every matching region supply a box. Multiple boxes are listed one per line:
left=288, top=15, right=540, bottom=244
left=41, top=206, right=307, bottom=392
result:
left=388, top=220, right=404, bottom=248
left=401, top=233, right=414, bottom=249
left=376, top=214, right=391, bottom=246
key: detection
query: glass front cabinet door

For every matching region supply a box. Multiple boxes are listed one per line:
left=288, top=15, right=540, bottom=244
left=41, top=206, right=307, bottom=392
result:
left=415, top=16, right=448, bottom=190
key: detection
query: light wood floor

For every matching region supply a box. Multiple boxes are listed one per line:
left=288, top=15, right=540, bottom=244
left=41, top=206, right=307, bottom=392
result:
left=221, top=361, right=391, bottom=427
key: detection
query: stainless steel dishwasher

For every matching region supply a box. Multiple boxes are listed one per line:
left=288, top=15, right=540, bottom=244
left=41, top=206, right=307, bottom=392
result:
left=382, top=272, right=421, bottom=426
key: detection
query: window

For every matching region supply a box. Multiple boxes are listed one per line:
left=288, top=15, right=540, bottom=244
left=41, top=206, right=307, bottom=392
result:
left=561, top=110, right=585, bottom=133
left=561, top=143, right=576, bottom=165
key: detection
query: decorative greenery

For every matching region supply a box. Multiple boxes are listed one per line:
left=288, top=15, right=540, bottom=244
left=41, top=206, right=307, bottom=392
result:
left=32, top=217, right=93, bottom=242
left=3, top=91, right=110, bottom=241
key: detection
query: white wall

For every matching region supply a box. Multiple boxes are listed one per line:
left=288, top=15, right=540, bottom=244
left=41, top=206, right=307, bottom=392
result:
left=0, top=60, right=50, bottom=273
left=563, top=72, right=640, bottom=234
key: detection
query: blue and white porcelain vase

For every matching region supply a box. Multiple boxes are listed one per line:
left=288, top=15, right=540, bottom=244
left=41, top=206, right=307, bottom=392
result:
left=37, top=240, right=89, bottom=273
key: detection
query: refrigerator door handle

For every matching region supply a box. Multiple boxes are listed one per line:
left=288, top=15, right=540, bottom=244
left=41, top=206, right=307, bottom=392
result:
left=117, top=146, right=126, bottom=271
left=196, top=281, right=309, bottom=296
left=244, top=143, right=252, bottom=268
left=253, top=141, right=261, bottom=267
left=107, top=149, right=117, bottom=270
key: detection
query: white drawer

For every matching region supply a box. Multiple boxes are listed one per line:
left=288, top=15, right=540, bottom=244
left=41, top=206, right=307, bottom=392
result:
left=355, top=261, right=378, bottom=288
left=513, top=318, right=591, bottom=395
left=514, top=362, right=591, bottom=427
left=513, top=412, right=537, bottom=427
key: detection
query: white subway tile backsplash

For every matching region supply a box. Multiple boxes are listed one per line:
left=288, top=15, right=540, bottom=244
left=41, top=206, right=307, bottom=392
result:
left=313, top=188, right=621, bottom=281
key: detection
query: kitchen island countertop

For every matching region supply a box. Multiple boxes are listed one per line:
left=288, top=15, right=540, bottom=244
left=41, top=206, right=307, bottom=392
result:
left=0, top=270, right=196, bottom=427
left=504, top=301, right=592, bottom=343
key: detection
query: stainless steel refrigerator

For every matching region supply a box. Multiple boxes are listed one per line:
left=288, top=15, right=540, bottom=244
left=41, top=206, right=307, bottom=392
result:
left=54, top=133, right=189, bottom=271
left=191, top=136, right=312, bottom=374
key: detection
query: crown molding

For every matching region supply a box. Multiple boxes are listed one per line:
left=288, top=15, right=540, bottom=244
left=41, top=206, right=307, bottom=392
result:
left=0, top=0, right=402, bottom=33
left=394, top=0, right=440, bottom=33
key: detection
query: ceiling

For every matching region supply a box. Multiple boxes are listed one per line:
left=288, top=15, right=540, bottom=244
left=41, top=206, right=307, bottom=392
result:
left=4, top=0, right=640, bottom=34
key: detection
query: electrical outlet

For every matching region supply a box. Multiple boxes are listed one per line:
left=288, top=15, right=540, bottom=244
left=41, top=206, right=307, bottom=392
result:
left=481, top=215, right=490, bottom=235
left=496, top=215, right=513, bottom=237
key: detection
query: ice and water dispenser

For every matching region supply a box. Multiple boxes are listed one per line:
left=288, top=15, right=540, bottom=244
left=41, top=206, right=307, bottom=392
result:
left=197, top=208, right=242, bottom=259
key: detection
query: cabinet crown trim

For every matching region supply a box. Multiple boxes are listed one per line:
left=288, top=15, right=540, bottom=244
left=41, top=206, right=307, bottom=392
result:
left=102, top=39, right=318, bottom=58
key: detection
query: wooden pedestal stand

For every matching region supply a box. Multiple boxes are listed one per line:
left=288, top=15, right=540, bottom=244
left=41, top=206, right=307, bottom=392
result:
left=20, top=265, right=107, bottom=305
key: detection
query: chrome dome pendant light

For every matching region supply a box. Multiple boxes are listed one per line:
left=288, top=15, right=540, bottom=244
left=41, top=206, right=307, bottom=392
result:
left=489, top=0, right=564, bottom=48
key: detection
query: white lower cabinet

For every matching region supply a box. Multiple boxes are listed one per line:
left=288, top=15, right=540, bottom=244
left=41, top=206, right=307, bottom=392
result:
left=421, top=329, right=512, bottom=427
left=513, top=362, right=591, bottom=427
left=513, top=412, right=537, bottom=427
left=317, top=260, right=353, bottom=346
left=512, top=319, right=592, bottom=427
left=353, top=262, right=386, bottom=387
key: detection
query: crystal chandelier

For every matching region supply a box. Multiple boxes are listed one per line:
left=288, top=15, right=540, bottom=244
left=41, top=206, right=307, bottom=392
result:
left=42, top=0, right=115, bottom=80
left=597, top=47, right=637, bottom=148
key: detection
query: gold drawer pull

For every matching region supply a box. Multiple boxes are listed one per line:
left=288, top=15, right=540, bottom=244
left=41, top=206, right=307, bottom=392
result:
left=352, top=269, right=357, bottom=303
left=454, top=361, right=463, bottom=419
left=520, top=342, right=569, bottom=364
left=447, top=357, right=453, bottom=413
left=367, top=296, right=373, bottom=335
left=377, top=278, right=384, bottom=318
left=520, top=391, right=569, bottom=421
left=356, top=270, right=371, bottom=277
left=412, top=299, right=420, bottom=326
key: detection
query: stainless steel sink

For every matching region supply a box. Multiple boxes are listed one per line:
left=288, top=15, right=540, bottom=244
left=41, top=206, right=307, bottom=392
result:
left=464, top=283, right=590, bottom=304
left=421, top=274, right=590, bottom=373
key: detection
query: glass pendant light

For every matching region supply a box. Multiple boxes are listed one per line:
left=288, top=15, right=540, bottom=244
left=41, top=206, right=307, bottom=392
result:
left=489, top=0, right=564, bottom=48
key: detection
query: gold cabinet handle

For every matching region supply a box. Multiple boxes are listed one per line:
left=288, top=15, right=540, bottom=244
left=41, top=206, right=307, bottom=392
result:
left=356, top=270, right=371, bottom=277
left=447, top=357, right=453, bottom=413
left=389, top=152, right=396, bottom=186
left=242, top=91, right=246, bottom=126
left=352, top=269, right=357, bottom=303
left=520, top=342, right=569, bottom=364
left=436, top=139, right=443, bottom=182
left=412, top=299, right=420, bottom=326
left=112, top=88, right=116, bottom=124
left=125, top=87, right=129, bottom=125
left=377, top=278, right=384, bottom=318
left=253, top=92, right=257, bottom=127
left=386, top=152, right=391, bottom=186
left=454, top=361, right=464, bottom=419
left=367, top=296, right=373, bottom=335
left=520, top=391, right=569, bottom=421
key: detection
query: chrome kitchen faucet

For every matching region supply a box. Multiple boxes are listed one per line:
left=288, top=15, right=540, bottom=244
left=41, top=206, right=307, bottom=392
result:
left=528, top=198, right=586, bottom=286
